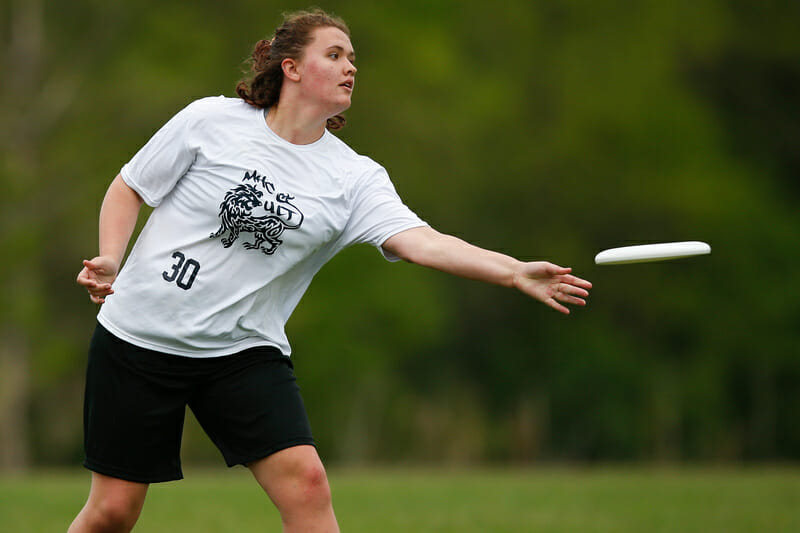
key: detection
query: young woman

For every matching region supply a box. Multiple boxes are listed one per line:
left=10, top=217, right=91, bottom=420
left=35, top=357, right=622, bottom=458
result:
left=72, top=9, right=591, bottom=533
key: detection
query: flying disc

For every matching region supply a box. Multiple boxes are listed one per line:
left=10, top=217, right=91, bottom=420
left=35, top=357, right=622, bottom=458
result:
left=595, top=241, right=711, bottom=265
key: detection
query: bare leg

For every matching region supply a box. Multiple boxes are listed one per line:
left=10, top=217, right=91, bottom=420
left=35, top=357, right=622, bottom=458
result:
left=249, top=445, right=339, bottom=532
left=68, top=472, right=149, bottom=533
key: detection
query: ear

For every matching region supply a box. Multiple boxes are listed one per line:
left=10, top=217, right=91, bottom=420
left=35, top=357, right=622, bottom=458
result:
left=281, top=58, right=301, bottom=82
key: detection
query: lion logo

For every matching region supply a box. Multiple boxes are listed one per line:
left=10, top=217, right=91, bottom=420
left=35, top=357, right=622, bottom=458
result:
left=210, top=170, right=304, bottom=255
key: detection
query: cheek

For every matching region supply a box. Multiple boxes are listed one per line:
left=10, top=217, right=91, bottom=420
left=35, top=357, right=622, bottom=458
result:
left=306, top=62, right=336, bottom=86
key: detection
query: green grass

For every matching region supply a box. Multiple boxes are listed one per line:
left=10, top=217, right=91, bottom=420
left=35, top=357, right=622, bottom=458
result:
left=1, top=466, right=799, bottom=532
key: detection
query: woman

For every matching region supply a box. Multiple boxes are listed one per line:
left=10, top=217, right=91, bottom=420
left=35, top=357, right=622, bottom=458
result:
left=72, top=9, right=591, bottom=533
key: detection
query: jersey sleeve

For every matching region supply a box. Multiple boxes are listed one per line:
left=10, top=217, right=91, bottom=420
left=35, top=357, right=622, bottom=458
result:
left=342, top=165, right=427, bottom=261
left=119, top=101, right=200, bottom=207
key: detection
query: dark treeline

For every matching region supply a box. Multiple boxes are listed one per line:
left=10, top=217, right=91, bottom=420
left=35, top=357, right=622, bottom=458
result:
left=1, top=0, right=798, bottom=470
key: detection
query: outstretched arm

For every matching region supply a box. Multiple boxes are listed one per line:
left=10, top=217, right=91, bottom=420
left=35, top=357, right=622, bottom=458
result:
left=382, top=226, right=592, bottom=314
left=76, top=174, right=144, bottom=303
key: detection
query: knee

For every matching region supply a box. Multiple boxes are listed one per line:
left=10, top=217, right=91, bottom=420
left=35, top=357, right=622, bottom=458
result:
left=82, top=495, right=142, bottom=532
left=290, top=462, right=332, bottom=509
left=250, top=446, right=334, bottom=518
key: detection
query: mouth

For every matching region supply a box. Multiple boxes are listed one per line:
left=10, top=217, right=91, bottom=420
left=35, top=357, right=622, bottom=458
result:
left=340, top=80, right=354, bottom=91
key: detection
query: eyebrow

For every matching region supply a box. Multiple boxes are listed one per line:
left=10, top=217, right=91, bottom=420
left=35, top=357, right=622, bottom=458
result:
left=327, top=45, right=355, bottom=61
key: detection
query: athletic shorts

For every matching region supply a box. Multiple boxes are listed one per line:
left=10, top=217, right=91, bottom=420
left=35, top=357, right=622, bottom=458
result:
left=82, top=323, right=315, bottom=483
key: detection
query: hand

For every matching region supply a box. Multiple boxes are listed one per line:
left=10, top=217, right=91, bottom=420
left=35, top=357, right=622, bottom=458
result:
left=77, top=256, right=119, bottom=304
left=513, top=262, right=592, bottom=314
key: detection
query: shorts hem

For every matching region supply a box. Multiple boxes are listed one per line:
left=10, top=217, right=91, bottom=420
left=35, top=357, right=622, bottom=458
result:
left=84, top=459, right=183, bottom=484
left=227, top=438, right=317, bottom=468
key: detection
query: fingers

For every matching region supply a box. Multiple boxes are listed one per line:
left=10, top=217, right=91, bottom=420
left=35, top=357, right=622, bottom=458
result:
left=77, top=266, right=109, bottom=290
left=81, top=258, right=107, bottom=276
left=76, top=266, right=94, bottom=287
left=77, top=258, right=114, bottom=304
left=556, top=292, right=587, bottom=307
left=553, top=283, right=588, bottom=307
left=547, top=299, right=571, bottom=315
left=562, top=274, right=592, bottom=290
left=77, top=259, right=100, bottom=282
left=84, top=280, right=114, bottom=303
left=559, top=282, right=590, bottom=300
left=516, top=261, right=593, bottom=314
left=89, top=293, right=108, bottom=304
left=547, top=276, right=592, bottom=314
left=543, top=263, right=592, bottom=291
left=553, top=269, right=592, bottom=310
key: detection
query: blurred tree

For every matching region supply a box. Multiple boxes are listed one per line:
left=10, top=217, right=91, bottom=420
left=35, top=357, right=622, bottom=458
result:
left=4, top=0, right=799, bottom=468
left=1, top=0, right=48, bottom=473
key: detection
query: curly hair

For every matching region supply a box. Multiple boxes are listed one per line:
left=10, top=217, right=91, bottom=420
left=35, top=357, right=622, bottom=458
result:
left=236, top=9, right=351, bottom=131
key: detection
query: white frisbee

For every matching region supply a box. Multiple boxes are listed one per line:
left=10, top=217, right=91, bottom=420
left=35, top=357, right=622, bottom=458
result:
left=595, top=241, right=711, bottom=265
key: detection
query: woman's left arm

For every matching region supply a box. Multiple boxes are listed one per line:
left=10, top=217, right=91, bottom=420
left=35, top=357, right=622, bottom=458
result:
left=382, top=226, right=592, bottom=314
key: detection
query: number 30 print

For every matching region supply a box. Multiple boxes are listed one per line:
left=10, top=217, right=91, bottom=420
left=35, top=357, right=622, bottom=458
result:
left=162, top=251, right=200, bottom=290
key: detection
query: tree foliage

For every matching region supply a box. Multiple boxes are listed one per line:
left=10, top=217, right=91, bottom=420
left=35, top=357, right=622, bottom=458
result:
left=2, top=0, right=798, bottom=468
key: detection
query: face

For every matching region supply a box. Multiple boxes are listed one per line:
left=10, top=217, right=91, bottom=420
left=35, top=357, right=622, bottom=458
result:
left=293, top=26, right=357, bottom=116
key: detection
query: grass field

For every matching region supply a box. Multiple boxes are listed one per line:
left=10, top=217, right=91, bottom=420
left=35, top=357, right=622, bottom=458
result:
left=2, top=465, right=799, bottom=532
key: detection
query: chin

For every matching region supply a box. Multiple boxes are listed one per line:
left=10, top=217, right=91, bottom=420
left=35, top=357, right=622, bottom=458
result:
left=335, top=98, right=352, bottom=113
left=321, top=97, right=352, bottom=122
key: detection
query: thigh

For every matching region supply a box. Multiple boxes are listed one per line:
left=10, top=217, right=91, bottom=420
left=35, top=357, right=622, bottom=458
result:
left=189, top=352, right=315, bottom=467
left=83, top=324, right=190, bottom=483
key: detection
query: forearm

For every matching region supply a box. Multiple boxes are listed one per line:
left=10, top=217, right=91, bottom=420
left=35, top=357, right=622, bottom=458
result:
left=385, top=227, right=523, bottom=288
left=98, top=174, right=144, bottom=267
left=383, top=226, right=591, bottom=314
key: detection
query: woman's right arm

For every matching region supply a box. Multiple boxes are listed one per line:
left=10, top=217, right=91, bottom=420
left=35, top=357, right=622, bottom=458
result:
left=76, top=174, right=144, bottom=304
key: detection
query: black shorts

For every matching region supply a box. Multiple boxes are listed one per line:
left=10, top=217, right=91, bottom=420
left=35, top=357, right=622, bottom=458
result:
left=82, top=323, right=315, bottom=483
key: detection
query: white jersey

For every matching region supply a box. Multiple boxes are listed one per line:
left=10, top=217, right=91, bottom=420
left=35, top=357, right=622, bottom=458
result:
left=98, top=96, right=426, bottom=357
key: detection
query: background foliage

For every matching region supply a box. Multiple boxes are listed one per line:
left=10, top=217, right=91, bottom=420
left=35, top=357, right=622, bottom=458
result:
left=1, top=0, right=798, bottom=470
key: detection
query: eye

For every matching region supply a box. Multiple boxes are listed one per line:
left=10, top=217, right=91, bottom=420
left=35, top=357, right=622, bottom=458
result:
left=328, top=52, right=339, bottom=59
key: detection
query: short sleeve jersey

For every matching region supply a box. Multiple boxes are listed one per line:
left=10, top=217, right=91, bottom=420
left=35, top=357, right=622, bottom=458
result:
left=97, top=96, right=426, bottom=357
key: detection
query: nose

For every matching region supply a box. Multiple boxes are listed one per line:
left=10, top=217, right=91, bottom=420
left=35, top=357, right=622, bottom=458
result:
left=346, top=59, right=356, bottom=75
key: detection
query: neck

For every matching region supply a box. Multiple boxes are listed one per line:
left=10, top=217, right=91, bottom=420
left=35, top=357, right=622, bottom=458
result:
left=266, top=104, right=328, bottom=145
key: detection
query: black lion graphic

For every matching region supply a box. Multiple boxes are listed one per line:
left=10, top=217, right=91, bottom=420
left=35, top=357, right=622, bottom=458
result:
left=210, top=172, right=304, bottom=255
